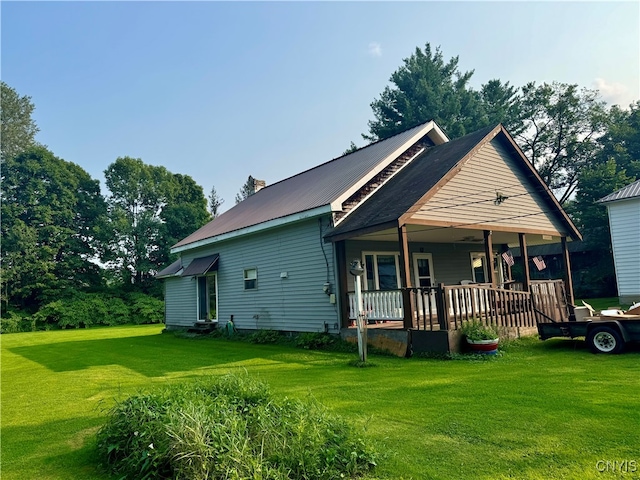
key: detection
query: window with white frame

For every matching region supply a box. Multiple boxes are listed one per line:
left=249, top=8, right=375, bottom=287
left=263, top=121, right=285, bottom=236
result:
left=363, top=252, right=400, bottom=290
left=243, top=267, right=257, bottom=290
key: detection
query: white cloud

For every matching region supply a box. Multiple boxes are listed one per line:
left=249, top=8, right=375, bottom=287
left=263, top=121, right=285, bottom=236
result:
left=368, top=42, right=382, bottom=57
left=592, top=78, right=633, bottom=107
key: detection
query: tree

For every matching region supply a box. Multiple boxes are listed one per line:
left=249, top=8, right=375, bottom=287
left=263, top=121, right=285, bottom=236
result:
left=235, top=175, right=256, bottom=204
left=0, top=81, right=40, bottom=162
left=478, top=79, right=524, bottom=136
left=104, top=157, right=210, bottom=288
left=364, top=43, right=490, bottom=141
left=208, top=185, right=225, bottom=217
left=596, top=101, right=640, bottom=179
left=515, top=82, right=609, bottom=205
left=159, top=174, right=211, bottom=265
left=1, top=147, right=106, bottom=311
left=343, top=141, right=359, bottom=156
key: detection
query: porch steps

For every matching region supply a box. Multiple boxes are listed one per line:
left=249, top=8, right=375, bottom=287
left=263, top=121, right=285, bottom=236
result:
left=188, top=322, right=219, bottom=334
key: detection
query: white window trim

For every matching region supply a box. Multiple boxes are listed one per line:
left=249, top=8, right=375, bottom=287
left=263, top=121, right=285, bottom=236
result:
left=362, top=251, right=401, bottom=291
left=243, top=267, right=258, bottom=290
left=196, top=273, right=218, bottom=322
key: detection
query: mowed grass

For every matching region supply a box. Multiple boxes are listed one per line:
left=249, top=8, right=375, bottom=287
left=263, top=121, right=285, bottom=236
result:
left=2, top=325, right=639, bottom=480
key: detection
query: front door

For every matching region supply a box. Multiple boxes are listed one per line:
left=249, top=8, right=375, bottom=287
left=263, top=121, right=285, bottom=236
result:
left=197, top=274, right=218, bottom=321
left=413, top=253, right=436, bottom=314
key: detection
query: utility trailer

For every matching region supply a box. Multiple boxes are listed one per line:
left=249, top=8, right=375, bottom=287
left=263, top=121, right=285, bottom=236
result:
left=537, top=315, right=640, bottom=354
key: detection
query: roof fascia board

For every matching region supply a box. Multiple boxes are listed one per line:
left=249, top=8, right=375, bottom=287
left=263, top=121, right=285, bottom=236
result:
left=325, top=220, right=399, bottom=243
left=398, top=125, right=502, bottom=226
left=330, top=121, right=449, bottom=212
left=172, top=205, right=332, bottom=254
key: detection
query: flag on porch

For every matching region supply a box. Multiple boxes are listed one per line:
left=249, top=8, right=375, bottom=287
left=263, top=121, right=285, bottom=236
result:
left=501, top=250, right=515, bottom=267
left=532, top=255, right=546, bottom=271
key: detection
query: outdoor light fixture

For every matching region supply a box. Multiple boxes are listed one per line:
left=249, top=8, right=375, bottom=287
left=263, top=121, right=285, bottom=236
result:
left=494, top=192, right=509, bottom=206
left=349, top=259, right=364, bottom=277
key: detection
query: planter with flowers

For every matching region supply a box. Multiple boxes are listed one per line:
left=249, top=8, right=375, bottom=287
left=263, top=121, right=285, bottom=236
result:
left=459, top=320, right=500, bottom=354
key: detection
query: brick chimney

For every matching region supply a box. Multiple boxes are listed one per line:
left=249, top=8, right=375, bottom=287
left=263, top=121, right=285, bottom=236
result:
left=252, top=178, right=266, bottom=193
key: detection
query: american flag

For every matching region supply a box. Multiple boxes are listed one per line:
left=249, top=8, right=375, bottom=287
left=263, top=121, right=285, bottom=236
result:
left=501, top=250, right=515, bottom=267
left=532, top=255, right=546, bottom=271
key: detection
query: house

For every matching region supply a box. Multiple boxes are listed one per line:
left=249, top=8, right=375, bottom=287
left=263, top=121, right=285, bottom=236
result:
left=158, top=120, right=581, bottom=352
left=598, top=179, right=640, bottom=304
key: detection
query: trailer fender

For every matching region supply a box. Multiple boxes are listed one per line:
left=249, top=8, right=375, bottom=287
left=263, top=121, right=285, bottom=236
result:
left=586, top=321, right=631, bottom=342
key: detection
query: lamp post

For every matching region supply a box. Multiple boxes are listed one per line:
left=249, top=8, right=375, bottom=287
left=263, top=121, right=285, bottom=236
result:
left=349, top=259, right=367, bottom=362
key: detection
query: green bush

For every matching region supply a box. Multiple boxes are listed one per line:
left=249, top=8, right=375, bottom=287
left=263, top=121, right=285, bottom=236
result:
left=127, top=293, right=164, bottom=324
left=247, top=328, right=282, bottom=344
left=295, top=332, right=337, bottom=350
left=96, top=374, right=377, bottom=480
left=0, top=310, right=36, bottom=334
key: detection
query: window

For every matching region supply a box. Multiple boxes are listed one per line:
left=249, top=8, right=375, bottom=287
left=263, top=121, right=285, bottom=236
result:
left=362, top=252, right=400, bottom=290
left=197, top=274, right=217, bottom=321
left=243, top=268, right=257, bottom=290
left=470, top=252, right=504, bottom=285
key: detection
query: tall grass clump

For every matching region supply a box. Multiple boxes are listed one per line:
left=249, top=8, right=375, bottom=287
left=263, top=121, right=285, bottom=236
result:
left=96, top=373, right=377, bottom=480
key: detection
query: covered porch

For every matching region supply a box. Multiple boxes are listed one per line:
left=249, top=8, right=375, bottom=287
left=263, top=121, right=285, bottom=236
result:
left=330, top=222, right=577, bottom=340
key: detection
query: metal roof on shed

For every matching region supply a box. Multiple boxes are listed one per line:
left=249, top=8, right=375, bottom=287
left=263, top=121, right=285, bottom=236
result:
left=598, top=178, right=640, bottom=204
left=173, top=121, right=445, bottom=250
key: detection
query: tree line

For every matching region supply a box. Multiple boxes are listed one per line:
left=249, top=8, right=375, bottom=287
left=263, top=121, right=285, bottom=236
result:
left=2, top=43, right=638, bottom=328
left=0, top=82, right=258, bottom=330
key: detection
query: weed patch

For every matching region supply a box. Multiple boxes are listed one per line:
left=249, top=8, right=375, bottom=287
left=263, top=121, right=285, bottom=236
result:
left=96, top=373, right=377, bottom=480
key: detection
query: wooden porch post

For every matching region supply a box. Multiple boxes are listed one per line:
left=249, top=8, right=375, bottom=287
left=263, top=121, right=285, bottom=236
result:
left=398, top=224, right=413, bottom=330
left=335, top=240, right=350, bottom=328
left=483, top=230, right=496, bottom=287
left=519, top=233, right=530, bottom=292
left=561, top=236, right=575, bottom=305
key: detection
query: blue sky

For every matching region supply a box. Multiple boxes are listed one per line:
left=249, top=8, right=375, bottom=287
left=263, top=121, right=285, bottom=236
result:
left=2, top=1, right=639, bottom=212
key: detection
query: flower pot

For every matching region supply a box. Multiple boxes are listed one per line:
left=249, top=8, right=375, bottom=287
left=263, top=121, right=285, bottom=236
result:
left=466, top=338, right=499, bottom=354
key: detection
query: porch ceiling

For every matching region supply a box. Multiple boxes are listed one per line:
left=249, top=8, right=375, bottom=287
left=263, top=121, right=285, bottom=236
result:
left=351, top=224, right=565, bottom=247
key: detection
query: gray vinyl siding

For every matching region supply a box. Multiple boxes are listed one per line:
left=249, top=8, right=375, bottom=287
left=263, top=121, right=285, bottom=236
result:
left=344, top=240, right=491, bottom=291
left=411, top=139, right=566, bottom=236
left=607, top=199, right=640, bottom=301
left=166, top=216, right=339, bottom=333
left=164, top=276, right=197, bottom=327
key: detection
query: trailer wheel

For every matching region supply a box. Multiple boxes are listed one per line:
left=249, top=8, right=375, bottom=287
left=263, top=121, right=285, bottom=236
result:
left=586, top=326, right=625, bottom=354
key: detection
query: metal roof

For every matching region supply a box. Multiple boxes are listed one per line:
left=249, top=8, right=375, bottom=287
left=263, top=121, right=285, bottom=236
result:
left=598, top=178, right=640, bottom=204
left=173, top=121, right=446, bottom=251
left=181, top=254, right=220, bottom=276
left=155, top=259, right=182, bottom=278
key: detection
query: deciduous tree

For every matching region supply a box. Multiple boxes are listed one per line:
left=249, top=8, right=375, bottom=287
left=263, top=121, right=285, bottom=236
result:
left=0, top=81, right=40, bottom=162
left=1, top=147, right=106, bottom=311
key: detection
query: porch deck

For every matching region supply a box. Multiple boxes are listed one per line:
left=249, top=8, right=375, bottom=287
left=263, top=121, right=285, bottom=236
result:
left=347, top=280, right=569, bottom=332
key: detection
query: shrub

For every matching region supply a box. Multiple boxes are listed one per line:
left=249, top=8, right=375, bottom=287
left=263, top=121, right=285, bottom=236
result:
left=296, top=332, right=337, bottom=350
left=0, top=310, right=36, bottom=334
left=248, top=329, right=282, bottom=344
left=96, top=373, right=377, bottom=480
left=127, top=293, right=164, bottom=324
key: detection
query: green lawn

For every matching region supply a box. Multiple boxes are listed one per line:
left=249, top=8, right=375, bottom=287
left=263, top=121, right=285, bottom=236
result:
left=2, top=325, right=639, bottom=480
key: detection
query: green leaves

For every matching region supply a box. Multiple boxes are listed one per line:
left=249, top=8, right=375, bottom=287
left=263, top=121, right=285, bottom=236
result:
left=96, top=374, right=378, bottom=480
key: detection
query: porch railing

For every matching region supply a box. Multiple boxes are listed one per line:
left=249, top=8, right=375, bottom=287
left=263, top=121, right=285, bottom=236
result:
left=347, top=279, right=568, bottom=331
left=347, top=290, right=404, bottom=321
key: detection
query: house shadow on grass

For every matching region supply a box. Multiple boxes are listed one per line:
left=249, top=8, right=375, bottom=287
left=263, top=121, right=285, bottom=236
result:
left=9, top=334, right=352, bottom=377
left=8, top=332, right=317, bottom=377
